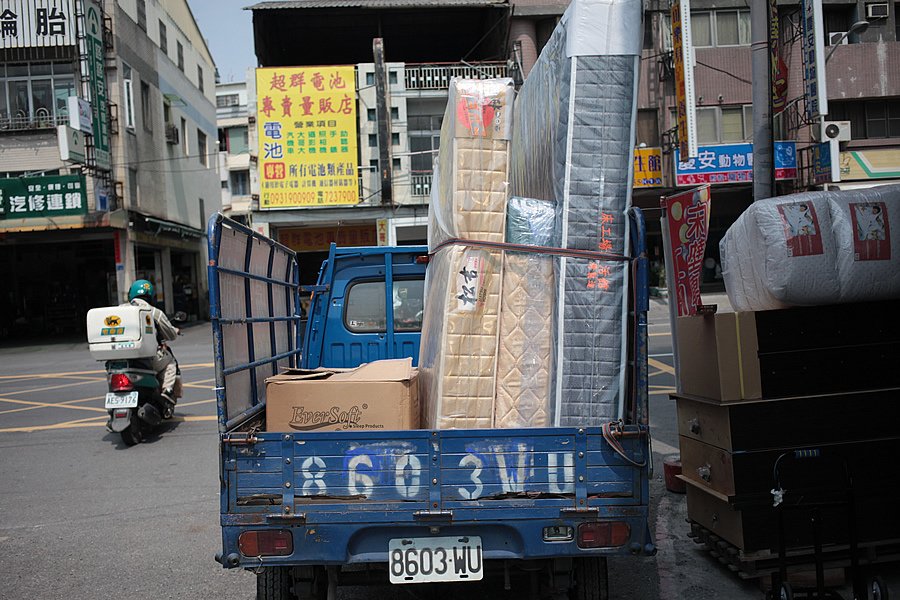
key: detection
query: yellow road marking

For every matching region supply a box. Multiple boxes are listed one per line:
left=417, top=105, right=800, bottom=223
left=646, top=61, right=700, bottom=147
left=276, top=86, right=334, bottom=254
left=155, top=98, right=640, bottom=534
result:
left=177, top=398, right=216, bottom=408
left=0, top=414, right=217, bottom=433
left=0, top=392, right=110, bottom=415
left=648, top=332, right=670, bottom=337
left=648, top=358, right=675, bottom=375
left=0, top=396, right=107, bottom=413
left=0, top=378, right=103, bottom=397
left=649, top=387, right=677, bottom=397
left=0, top=362, right=214, bottom=381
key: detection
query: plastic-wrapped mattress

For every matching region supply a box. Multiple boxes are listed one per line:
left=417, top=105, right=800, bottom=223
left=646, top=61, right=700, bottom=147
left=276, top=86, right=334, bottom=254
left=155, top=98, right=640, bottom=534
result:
left=510, top=0, right=642, bottom=426
left=720, top=185, right=900, bottom=311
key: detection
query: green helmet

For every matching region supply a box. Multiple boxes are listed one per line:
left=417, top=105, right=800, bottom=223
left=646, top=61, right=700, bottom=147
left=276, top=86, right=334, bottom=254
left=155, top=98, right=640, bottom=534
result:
left=128, top=279, right=155, bottom=302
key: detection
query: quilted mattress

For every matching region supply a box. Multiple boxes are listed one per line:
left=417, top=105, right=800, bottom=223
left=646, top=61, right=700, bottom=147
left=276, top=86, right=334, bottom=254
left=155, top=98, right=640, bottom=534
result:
left=720, top=185, right=900, bottom=311
left=419, top=245, right=503, bottom=429
left=495, top=197, right=557, bottom=428
left=510, top=0, right=641, bottom=426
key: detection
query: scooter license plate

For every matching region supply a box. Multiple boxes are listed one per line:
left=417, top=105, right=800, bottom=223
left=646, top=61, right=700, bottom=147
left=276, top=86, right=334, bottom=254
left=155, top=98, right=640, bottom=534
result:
left=105, top=391, right=139, bottom=409
left=388, top=536, right=483, bottom=584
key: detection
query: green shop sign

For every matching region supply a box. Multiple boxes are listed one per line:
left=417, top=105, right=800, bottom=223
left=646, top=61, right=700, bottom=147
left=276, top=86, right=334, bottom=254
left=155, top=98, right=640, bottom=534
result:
left=0, top=175, right=88, bottom=219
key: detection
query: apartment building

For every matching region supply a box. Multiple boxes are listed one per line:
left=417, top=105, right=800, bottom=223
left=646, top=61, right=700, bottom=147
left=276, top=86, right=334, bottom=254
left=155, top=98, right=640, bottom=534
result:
left=217, top=79, right=251, bottom=223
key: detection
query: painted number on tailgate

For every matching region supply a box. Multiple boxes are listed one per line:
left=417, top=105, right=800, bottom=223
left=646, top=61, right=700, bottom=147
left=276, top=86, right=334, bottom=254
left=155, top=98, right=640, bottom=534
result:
left=453, top=443, right=575, bottom=500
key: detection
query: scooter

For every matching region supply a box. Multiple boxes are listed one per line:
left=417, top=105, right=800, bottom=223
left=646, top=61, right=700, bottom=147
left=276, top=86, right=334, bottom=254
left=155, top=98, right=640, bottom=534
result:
left=104, top=355, right=182, bottom=446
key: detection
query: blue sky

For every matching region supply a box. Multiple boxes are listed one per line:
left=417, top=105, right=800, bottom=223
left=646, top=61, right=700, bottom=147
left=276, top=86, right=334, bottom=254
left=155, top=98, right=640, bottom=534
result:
left=190, top=0, right=255, bottom=84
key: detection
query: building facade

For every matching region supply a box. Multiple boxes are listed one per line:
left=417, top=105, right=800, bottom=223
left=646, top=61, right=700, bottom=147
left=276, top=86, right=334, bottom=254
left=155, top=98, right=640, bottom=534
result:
left=0, top=0, right=219, bottom=339
left=245, top=0, right=900, bottom=291
left=217, top=80, right=251, bottom=223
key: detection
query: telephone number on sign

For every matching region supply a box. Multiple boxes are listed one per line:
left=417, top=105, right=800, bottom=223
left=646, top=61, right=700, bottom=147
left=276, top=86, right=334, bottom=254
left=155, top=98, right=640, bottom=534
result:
left=263, top=190, right=358, bottom=206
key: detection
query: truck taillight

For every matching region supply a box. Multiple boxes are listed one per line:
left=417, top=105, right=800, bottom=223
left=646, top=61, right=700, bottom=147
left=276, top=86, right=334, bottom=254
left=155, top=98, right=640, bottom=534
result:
left=576, top=522, right=630, bottom=549
left=110, top=374, right=133, bottom=391
left=239, top=530, right=293, bottom=557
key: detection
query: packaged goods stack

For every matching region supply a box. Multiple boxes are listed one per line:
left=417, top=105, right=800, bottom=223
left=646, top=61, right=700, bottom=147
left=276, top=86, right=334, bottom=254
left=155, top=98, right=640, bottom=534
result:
left=674, top=187, right=900, bottom=576
left=420, top=0, right=643, bottom=429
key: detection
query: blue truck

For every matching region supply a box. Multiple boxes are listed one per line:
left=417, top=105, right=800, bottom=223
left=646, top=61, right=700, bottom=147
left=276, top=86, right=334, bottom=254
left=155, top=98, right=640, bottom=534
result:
left=208, top=211, right=654, bottom=600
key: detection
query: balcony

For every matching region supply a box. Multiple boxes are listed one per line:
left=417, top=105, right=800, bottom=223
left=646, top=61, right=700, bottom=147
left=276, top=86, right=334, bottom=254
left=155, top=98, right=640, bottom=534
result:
left=411, top=172, right=433, bottom=197
left=0, top=111, right=69, bottom=132
left=404, top=62, right=510, bottom=91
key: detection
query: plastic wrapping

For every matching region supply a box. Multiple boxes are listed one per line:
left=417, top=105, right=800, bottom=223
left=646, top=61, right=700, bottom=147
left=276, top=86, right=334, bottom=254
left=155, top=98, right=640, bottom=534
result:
left=429, top=78, right=516, bottom=249
left=419, top=245, right=503, bottom=429
left=495, top=197, right=557, bottom=428
left=720, top=185, right=900, bottom=311
left=509, top=0, right=641, bottom=426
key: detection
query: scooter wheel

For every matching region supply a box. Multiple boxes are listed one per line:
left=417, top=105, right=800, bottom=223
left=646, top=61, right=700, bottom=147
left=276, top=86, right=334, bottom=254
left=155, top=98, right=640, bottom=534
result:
left=121, top=421, right=143, bottom=446
left=779, top=582, right=793, bottom=600
left=868, top=576, right=890, bottom=600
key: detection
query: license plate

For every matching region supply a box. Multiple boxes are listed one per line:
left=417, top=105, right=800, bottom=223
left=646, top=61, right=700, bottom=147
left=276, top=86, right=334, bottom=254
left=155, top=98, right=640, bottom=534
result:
left=388, top=536, right=483, bottom=584
left=105, top=391, right=139, bottom=409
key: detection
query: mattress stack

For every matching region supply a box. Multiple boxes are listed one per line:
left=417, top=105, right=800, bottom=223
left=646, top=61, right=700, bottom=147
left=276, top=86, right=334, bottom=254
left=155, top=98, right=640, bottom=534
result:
left=419, top=78, right=515, bottom=429
left=420, top=0, right=643, bottom=429
left=720, top=185, right=900, bottom=311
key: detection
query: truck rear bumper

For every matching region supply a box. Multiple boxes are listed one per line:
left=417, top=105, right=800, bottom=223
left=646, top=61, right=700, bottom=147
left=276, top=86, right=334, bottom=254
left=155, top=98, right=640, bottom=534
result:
left=218, top=513, right=654, bottom=569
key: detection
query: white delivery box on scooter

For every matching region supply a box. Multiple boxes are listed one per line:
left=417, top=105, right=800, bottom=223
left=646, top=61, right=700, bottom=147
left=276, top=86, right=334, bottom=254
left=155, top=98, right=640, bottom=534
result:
left=86, top=305, right=158, bottom=360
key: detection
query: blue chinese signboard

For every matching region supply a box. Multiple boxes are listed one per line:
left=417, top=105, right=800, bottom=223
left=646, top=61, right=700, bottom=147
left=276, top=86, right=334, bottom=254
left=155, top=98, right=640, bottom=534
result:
left=674, top=142, right=797, bottom=186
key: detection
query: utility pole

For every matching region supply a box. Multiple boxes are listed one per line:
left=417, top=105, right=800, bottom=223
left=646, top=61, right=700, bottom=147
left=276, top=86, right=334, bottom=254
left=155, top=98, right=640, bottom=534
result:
left=372, top=38, right=393, bottom=205
left=751, top=0, right=774, bottom=201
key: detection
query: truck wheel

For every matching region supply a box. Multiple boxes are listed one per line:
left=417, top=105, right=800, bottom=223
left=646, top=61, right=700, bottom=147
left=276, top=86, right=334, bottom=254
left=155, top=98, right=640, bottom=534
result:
left=257, top=566, right=294, bottom=600
left=120, top=421, right=142, bottom=446
left=569, top=557, right=609, bottom=600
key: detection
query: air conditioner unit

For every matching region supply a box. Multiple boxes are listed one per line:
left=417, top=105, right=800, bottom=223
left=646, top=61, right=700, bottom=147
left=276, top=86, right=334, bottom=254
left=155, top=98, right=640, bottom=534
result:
left=165, top=123, right=179, bottom=145
left=828, top=31, right=849, bottom=45
left=814, top=120, right=852, bottom=142
left=866, top=2, right=889, bottom=18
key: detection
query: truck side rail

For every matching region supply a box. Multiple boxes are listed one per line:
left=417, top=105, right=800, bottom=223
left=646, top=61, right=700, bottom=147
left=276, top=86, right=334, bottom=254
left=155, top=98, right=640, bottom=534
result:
left=207, top=214, right=302, bottom=433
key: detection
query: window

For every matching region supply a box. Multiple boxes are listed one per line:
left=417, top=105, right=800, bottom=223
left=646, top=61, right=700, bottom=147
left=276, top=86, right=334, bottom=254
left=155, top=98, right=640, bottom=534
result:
left=391, top=132, right=400, bottom=145
left=865, top=100, right=900, bottom=138
left=128, top=167, right=139, bottom=207
left=158, top=20, right=167, bottom=54
left=344, top=279, right=425, bottom=333
left=391, top=106, right=399, bottom=120
left=163, top=99, right=171, bottom=125
left=199, top=198, right=205, bottom=230
left=181, top=117, right=188, bottom=156
left=368, top=134, right=377, bottom=147
left=177, top=41, right=184, bottom=72
left=141, top=81, right=152, bottom=132
left=137, top=0, right=146, bottom=31
left=197, top=65, right=204, bottom=93
left=392, top=158, right=401, bottom=170
left=388, top=70, right=398, bottom=85
left=227, top=126, right=249, bottom=154
left=691, top=10, right=751, bottom=47
left=684, top=105, right=752, bottom=144
left=409, top=113, right=442, bottom=173
left=122, top=65, right=135, bottom=129
left=367, top=108, right=376, bottom=121
left=636, top=109, right=659, bottom=146
left=0, top=61, right=76, bottom=129
left=217, top=94, right=239, bottom=108
left=230, top=170, right=250, bottom=195
left=365, top=72, right=375, bottom=86
left=197, top=129, right=207, bottom=165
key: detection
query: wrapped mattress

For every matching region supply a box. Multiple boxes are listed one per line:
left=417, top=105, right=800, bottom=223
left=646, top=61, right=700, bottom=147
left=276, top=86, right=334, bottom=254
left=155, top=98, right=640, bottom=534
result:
left=495, top=197, right=557, bottom=428
left=419, top=77, right=515, bottom=428
left=720, top=185, right=900, bottom=311
left=510, top=0, right=642, bottom=426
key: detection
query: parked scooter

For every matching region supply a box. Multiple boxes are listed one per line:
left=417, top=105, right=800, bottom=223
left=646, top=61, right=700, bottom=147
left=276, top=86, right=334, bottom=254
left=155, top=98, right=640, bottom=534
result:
left=87, top=303, right=182, bottom=445
left=103, top=355, right=182, bottom=445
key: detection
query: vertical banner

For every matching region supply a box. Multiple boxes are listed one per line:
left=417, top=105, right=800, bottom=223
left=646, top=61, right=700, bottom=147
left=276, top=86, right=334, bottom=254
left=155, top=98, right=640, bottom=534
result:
left=800, top=0, right=827, bottom=120
left=84, top=0, right=110, bottom=169
left=256, top=66, right=359, bottom=209
left=671, top=0, right=698, bottom=159
left=770, top=0, right=789, bottom=114
left=661, top=185, right=711, bottom=317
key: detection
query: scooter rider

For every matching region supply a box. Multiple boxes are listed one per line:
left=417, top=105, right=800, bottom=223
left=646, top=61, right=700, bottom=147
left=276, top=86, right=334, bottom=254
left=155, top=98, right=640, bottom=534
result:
left=126, top=280, right=179, bottom=409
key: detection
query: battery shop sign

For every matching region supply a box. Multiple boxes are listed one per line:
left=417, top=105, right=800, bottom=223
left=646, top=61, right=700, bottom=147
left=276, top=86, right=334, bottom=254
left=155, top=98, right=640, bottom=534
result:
left=0, top=0, right=76, bottom=48
left=256, top=66, right=360, bottom=209
left=0, top=174, right=87, bottom=219
left=675, top=142, right=797, bottom=186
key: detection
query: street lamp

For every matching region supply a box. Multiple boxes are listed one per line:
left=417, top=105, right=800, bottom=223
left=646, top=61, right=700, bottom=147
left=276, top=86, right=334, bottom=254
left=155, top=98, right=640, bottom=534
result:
left=825, top=20, right=870, bottom=63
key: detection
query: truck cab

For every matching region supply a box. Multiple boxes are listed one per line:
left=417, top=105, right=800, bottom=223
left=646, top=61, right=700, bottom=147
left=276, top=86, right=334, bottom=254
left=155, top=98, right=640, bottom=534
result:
left=301, top=245, right=428, bottom=370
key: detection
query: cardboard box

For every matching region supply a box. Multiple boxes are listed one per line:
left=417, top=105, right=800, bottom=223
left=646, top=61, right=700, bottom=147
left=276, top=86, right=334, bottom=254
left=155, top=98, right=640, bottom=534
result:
left=676, top=312, right=762, bottom=402
left=265, top=358, right=419, bottom=432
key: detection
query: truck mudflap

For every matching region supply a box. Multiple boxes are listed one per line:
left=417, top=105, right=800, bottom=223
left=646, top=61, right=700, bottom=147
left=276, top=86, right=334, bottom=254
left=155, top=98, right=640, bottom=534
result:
left=217, top=426, right=651, bottom=569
